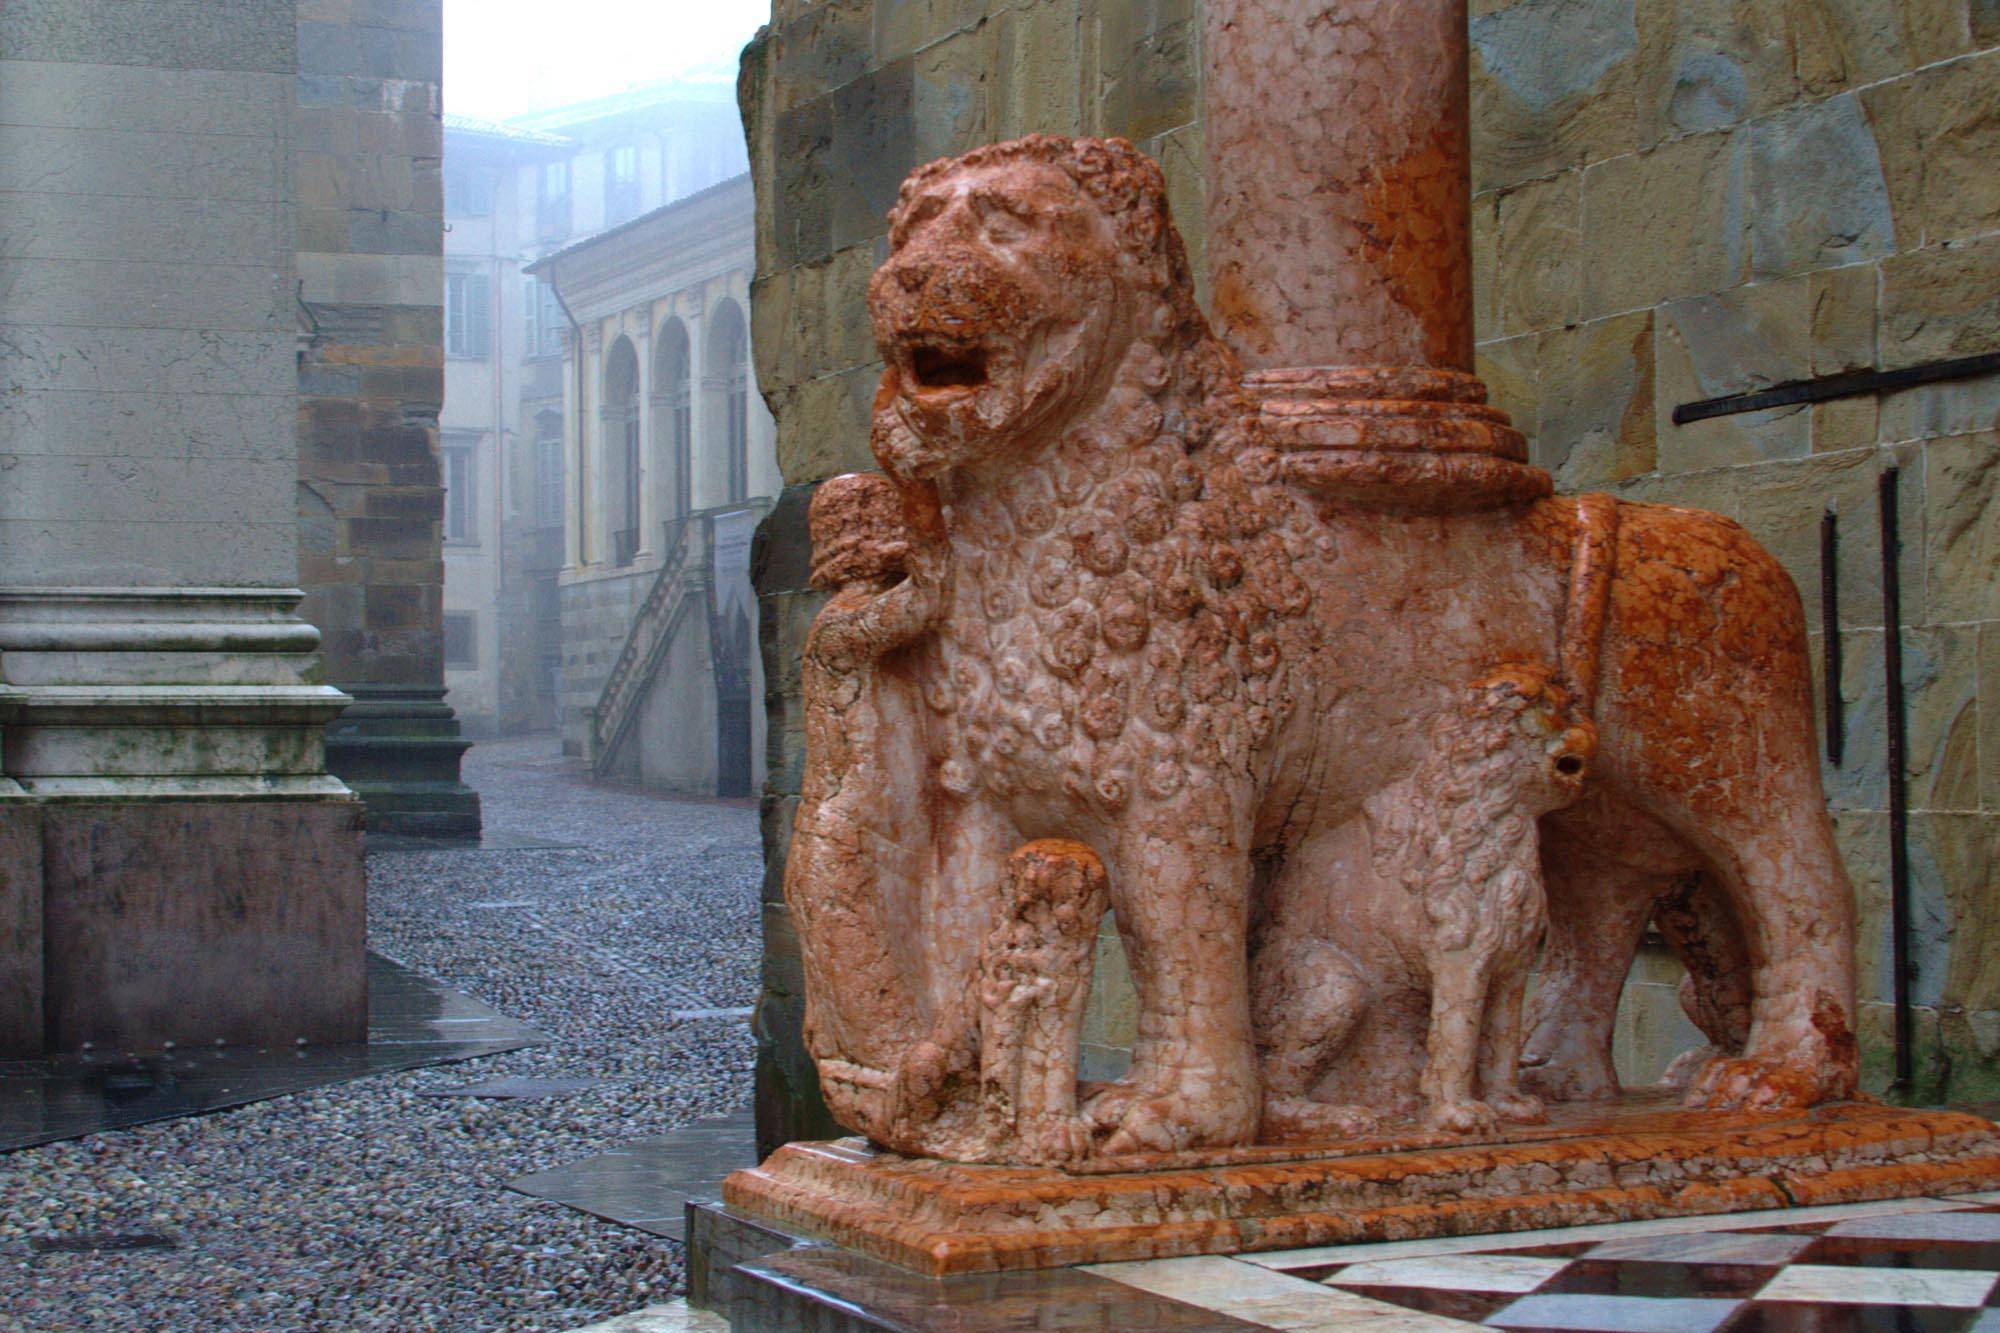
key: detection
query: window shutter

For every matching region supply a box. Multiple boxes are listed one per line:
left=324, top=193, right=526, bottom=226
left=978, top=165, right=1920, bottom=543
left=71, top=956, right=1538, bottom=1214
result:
left=467, top=276, right=491, bottom=357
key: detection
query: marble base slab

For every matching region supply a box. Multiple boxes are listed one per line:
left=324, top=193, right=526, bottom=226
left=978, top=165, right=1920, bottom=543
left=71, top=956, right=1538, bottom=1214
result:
left=721, top=1097, right=2000, bottom=1275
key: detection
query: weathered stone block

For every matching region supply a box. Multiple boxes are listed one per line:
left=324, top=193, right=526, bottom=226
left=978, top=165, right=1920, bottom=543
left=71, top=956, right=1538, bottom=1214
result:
left=828, top=57, right=915, bottom=254
left=0, top=0, right=295, bottom=74
left=1812, top=394, right=1882, bottom=454
left=38, top=800, right=367, bottom=1052
left=1476, top=332, right=1540, bottom=441
left=1654, top=278, right=1812, bottom=472
left=1883, top=238, right=2000, bottom=374
left=1636, top=0, right=1795, bottom=140
left=1496, top=170, right=1579, bottom=334
left=1472, top=190, right=1500, bottom=343
left=771, top=0, right=873, bottom=115
left=874, top=0, right=987, bottom=60
left=1924, top=431, right=2000, bottom=626
left=1749, top=94, right=1896, bottom=280
left=1097, top=3, right=1197, bottom=144
left=1933, top=813, right=2000, bottom=1011
left=0, top=806, right=43, bottom=1058
left=1984, top=624, right=2000, bottom=814
left=1533, top=310, right=1656, bottom=486
left=1794, top=0, right=1978, bottom=96
left=1469, top=0, right=1640, bottom=192
left=1580, top=129, right=1746, bottom=317
left=912, top=24, right=994, bottom=165
left=770, top=363, right=880, bottom=485
left=1903, top=626, right=1983, bottom=811
left=1811, top=261, right=1878, bottom=376
left=995, top=0, right=1085, bottom=139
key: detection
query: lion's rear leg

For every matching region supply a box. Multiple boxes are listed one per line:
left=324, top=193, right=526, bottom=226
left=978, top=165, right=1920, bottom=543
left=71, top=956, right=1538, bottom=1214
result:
left=1521, top=829, right=1676, bottom=1102
left=1652, top=872, right=1752, bottom=1090
left=1684, top=805, right=1857, bottom=1110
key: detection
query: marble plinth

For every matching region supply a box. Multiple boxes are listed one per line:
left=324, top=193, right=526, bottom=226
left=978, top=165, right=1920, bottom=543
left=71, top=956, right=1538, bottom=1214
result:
left=723, top=1097, right=2000, bottom=1275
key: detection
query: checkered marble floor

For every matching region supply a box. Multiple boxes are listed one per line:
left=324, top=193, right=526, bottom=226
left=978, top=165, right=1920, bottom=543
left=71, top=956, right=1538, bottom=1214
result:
left=1087, top=1191, right=2000, bottom=1332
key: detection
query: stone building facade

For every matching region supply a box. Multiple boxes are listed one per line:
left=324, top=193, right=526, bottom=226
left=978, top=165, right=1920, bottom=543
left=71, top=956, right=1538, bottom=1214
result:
left=437, top=85, right=750, bottom=743
left=741, top=0, right=2000, bottom=1148
left=533, top=175, right=783, bottom=796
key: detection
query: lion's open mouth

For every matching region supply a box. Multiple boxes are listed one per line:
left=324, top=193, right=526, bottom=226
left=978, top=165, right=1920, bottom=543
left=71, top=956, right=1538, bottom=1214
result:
left=909, top=342, right=990, bottom=392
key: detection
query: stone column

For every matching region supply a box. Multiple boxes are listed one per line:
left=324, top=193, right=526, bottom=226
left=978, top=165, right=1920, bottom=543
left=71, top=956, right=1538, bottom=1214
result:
left=296, top=0, right=480, bottom=840
left=1203, top=0, right=1542, bottom=512
left=1, top=0, right=366, bottom=1054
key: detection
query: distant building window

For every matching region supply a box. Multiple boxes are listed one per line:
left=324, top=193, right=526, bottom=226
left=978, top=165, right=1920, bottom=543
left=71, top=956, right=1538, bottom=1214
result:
left=445, top=271, right=491, bottom=359
left=444, top=165, right=494, bottom=216
left=442, top=437, right=476, bottom=543
left=538, top=160, right=570, bottom=241
left=444, top=613, right=477, bottom=669
left=523, top=276, right=565, bottom=359
left=605, top=144, right=641, bottom=224
left=535, top=411, right=564, bottom=528
left=725, top=341, right=749, bottom=505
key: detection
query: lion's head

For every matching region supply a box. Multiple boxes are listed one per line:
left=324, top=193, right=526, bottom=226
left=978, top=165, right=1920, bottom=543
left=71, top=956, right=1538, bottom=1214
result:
left=868, top=135, right=1235, bottom=484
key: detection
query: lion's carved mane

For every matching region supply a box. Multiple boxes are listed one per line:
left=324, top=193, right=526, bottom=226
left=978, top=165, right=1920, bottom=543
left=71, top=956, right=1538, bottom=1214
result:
left=883, top=137, right=1323, bottom=814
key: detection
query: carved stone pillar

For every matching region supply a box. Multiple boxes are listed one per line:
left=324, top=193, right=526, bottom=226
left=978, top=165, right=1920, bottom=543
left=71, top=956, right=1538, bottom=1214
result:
left=1203, top=0, right=1546, bottom=512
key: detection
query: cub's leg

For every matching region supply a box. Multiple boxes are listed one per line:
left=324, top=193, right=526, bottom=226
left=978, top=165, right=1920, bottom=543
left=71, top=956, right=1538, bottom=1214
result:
left=1422, top=942, right=1501, bottom=1133
left=1477, top=957, right=1545, bottom=1123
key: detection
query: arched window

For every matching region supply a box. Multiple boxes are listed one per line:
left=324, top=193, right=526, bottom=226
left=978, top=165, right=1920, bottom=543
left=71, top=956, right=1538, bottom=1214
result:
left=602, top=336, right=640, bottom=566
left=654, top=319, right=692, bottom=525
left=707, top=299, right=749, bottom=505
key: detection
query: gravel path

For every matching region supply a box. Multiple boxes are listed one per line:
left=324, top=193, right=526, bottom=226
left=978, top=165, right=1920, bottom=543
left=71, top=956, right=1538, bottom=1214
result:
left=0, top=736, right=761, bottom=1332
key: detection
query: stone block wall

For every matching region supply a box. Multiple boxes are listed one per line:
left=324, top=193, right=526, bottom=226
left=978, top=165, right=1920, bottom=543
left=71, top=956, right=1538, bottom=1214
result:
left=742, top=0, right=2000, bottom=1148
left=1466, top=0, right=2000, bottom=1101
left=292, top=0, right=479, bottom=837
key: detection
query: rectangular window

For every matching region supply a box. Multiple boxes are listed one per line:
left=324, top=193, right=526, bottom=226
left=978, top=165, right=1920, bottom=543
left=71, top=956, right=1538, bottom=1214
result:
left=605, top=144, right=641, bottom=225
left=444, top=165, right=494, bottom=216
left=445, top=271, right=491, bottom=359
left=444, top=613, right=477, bottom=669
left=523, top=276, right=564, bottom=358
left=538, top=160, right=570, bottom=241
left=442, top=438, right=476, bottom=543
left=535, top=419, right=564, bottom=527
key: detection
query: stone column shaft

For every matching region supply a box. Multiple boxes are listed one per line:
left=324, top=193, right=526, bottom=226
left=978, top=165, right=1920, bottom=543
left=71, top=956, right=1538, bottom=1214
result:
left=1203, top=0, right=1543, bottom=513
left=1205, top=0, right=1473, bottom=373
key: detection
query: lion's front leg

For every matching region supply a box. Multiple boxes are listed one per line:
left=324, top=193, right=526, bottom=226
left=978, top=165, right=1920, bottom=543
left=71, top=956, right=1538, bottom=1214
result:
left=1083, top=814, right=1260, bottom=1155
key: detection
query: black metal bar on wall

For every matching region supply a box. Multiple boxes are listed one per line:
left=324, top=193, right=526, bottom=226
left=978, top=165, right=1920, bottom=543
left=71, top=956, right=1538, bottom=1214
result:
left=1820, top=509, right=1842, bottom=767
left=1879, top=467, right=1913, bottom=1093
left=1672, top=351, right=2000, bottom=425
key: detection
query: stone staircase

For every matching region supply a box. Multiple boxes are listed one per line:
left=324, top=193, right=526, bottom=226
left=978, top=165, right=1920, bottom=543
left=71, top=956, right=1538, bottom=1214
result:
left=589, top=516, right=709, bottom=777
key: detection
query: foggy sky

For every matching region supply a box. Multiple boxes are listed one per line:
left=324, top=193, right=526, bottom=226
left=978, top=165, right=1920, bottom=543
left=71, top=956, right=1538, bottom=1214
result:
left=443, top=0, right=771, bottom=121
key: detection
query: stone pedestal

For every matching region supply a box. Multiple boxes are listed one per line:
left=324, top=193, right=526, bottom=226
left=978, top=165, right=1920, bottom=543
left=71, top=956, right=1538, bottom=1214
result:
left=0, top=588, right=366, bottom=1056
left=724, top=1099, right=2000, bottom=1275
left=323, top=685, right=481, bottom=839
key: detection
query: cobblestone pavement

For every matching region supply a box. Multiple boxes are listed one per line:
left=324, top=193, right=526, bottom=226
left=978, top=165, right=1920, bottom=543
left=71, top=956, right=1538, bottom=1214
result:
left=0, top=735, right=761, bottom=1332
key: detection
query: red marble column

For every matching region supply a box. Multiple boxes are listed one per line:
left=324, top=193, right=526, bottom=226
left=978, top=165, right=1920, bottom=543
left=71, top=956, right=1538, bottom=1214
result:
left=1204, top=0, right=1543, bottom=512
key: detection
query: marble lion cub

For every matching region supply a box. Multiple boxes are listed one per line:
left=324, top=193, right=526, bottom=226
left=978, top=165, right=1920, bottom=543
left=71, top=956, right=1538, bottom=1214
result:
left=1254, top=665, right=1596, bottom=1136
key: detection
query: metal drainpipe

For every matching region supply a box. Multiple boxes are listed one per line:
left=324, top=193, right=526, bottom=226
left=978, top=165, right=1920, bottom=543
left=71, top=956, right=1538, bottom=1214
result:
left=548, top=274, right=586, bottom=565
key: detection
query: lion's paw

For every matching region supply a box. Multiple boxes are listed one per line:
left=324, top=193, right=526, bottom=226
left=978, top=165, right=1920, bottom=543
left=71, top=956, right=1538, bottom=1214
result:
left=1425, top=1098, right=1499, bottom=1135
left=1686, top=1054, right=1850, bottom=1111
left=1487, top=1089, right=1547, bottom=1125
left=1259, top=1096, right=1381, bottom=1142
left=1085, top=1083, right=1258, bottom=1156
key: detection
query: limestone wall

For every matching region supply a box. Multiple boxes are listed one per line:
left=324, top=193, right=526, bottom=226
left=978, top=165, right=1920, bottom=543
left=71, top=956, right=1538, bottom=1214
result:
left=742, top=0, right=2000, bottom=1146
